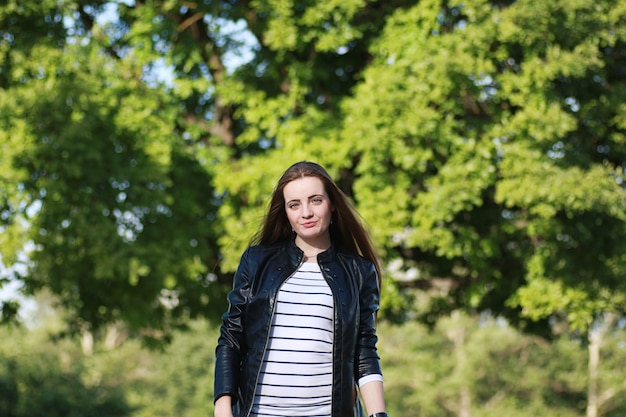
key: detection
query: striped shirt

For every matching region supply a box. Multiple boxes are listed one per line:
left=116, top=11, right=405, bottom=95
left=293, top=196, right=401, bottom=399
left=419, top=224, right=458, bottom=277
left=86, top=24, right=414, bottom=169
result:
left=250, top=261, right=334, bottom=417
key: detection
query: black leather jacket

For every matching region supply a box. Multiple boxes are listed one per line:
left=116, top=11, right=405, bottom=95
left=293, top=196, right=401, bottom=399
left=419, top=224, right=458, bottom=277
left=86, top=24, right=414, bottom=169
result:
left=214, top=240, right=382, bottom=417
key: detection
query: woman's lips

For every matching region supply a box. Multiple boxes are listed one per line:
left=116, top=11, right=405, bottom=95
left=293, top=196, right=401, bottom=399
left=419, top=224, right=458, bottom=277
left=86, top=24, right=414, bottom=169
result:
left=302, top=221, right=317, bottom=228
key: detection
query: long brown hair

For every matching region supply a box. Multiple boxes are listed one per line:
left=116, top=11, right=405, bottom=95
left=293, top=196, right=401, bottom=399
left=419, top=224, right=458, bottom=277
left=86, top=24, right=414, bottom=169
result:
left=253, top=161, right=381, bottom=279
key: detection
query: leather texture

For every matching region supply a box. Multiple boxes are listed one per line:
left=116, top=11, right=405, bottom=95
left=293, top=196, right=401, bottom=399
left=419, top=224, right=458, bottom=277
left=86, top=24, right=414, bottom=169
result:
left=214, top=239, right=381, bottom=417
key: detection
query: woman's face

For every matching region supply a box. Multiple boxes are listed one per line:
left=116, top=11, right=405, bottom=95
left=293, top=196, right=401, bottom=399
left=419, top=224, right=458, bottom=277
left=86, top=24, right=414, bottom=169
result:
left=283, top=176, right=334, bottom=249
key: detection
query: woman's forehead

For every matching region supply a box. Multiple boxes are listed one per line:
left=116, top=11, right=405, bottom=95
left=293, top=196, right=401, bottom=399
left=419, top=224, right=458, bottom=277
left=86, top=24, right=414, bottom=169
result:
left=283, top=176, right=326, bottom=199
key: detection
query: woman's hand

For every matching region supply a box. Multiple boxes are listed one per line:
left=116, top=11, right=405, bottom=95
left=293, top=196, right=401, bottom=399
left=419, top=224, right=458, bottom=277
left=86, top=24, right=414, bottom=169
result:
left=214, top=395, right=233, bottom=417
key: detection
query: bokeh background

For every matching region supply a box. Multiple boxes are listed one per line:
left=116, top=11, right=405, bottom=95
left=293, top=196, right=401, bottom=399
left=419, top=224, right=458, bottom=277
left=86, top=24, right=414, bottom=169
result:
left=1, top=0, right=626, bottom=416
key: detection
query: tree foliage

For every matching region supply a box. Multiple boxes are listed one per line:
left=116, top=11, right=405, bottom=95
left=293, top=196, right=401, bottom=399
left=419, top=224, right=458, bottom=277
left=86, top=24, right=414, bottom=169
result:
left=1, top=0, right=625, bottom=340
left=339, top=0, right=626, bottom=332
left=0, top=326, right=131, bottom=417
left=4, top=312, right=626, bottom=417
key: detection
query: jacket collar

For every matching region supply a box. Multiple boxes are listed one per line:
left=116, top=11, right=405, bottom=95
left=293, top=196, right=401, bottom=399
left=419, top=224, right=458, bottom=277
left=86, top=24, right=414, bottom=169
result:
left=286, top=239, right=336, bottom=265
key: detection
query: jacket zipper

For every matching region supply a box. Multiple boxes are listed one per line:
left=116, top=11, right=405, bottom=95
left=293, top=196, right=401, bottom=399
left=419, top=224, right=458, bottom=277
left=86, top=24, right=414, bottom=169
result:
left=320, top=259, right=337, bottom=417
left=245, top=256, right=305, bottom=417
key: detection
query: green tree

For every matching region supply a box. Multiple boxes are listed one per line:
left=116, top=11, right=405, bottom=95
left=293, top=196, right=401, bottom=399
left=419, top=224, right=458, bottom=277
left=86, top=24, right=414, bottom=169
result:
left=1, top=1, right=227, bottom=340
left=0, top=300, right=216, bottom=417
left=1, top=0, right=626, bottom=339
left=0, top=325, right=131, bottom=417
left=380, top=314, right=595, bottom=417
left=337, top=0, right=626, bottom=332
left=81, top=319, right=218, bottom=417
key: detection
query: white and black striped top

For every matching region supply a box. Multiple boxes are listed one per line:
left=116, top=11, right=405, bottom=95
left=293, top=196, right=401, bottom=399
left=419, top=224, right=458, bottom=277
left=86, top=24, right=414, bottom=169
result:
left=250, top=261, right=334, bottom=417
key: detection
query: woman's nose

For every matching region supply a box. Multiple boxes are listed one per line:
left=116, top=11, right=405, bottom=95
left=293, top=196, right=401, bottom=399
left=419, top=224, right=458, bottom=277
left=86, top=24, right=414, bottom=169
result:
left=302, top=203, right=313, bottom=217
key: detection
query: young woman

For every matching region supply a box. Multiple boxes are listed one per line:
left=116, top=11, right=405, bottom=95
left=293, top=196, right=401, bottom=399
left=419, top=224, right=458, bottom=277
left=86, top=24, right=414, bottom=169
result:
left=214, top=161, right=388, bottom=417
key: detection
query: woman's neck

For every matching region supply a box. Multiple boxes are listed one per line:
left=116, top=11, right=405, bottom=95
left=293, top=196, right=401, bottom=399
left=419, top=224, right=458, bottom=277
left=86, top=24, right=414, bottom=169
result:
left=295, top=237, right=330, bottom=261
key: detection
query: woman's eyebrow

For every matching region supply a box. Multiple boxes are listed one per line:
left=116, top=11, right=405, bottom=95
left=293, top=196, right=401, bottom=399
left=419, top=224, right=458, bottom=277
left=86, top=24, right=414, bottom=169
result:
left=286, top=193, right=325, bottom=203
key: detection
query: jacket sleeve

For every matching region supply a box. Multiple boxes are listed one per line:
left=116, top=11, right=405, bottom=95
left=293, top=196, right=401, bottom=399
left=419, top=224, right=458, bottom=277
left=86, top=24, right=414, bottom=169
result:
left=355, top=260, right=383, bottom=381
left=214, top=247, right=252, bottom=404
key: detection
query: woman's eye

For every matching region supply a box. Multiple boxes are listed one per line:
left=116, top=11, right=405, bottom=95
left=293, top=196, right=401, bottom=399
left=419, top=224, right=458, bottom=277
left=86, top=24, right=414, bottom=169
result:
left=288, top=203, right=300, bottom=209
left=312, top=197, right=323, bottom=204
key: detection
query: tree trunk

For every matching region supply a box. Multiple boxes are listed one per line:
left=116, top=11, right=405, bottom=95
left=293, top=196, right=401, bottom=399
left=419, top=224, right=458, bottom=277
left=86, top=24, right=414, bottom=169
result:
left=104, top=323, right=129, bottom=350
left=587, top=325, right=600, bottom=417
left=586, top=313, right=617, bottom=417
left=80, top=328, right=94, bottom=356
left=447, top=310, right=471, bottom=417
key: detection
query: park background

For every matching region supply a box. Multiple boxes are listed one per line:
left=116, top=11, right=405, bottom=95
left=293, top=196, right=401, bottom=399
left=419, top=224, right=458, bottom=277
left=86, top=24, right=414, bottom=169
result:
left=1, top=0, right=626, bottom=416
